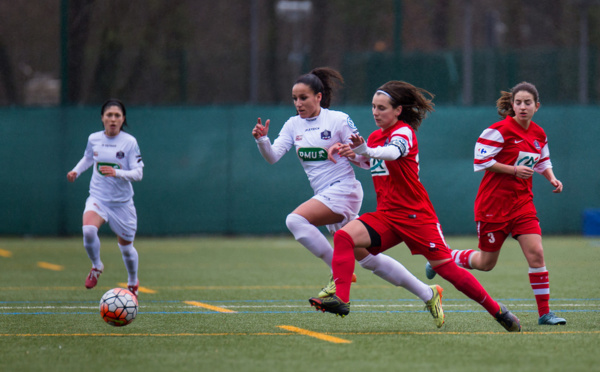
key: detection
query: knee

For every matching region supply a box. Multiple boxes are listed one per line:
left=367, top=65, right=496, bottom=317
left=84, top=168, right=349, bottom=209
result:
left=527, top=251, right=545, bottom=267
left=474, top=252, right=498, bottom=271
left=82, top=225, right=98, bottom=244
left=118, top=242, right=136, bottom=257
left=478, top=263, right=496, bottom=272
left=477, top=256, right=497, bottom=271
left=286, top=213, right=309, bottom=233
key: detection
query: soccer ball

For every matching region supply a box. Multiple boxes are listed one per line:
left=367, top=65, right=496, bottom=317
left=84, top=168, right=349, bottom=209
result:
left=99, top=288, right=138, bottom=326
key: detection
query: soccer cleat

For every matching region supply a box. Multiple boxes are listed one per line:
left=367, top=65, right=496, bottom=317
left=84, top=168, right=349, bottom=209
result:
left=85, top=268, right=103, bottom=289
left=317, top=273, right=357, bottom=298
left=538, top=312, right=566, bottom=325
left=425, top=262, right=437, bottom=280
left=424, top=285, right=445, bottom=328
left=128, top=280, right=140, bottom=298
left=318, top=275, right=336, bottom=298
left=309, top=295, right=350, bottom=317
left=494, top=302, right=521, bottom=332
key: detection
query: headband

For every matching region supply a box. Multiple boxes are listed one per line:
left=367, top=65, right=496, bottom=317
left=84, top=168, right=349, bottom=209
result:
left=376, top=90, right=392, bottom=99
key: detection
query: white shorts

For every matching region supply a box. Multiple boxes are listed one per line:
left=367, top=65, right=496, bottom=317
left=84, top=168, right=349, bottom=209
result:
left=313, top=179, right=363, bottom=235
left=84, top=196, right=137, bottom=241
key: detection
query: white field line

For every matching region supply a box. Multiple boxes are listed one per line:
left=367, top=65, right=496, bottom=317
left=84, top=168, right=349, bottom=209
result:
left=0, top=302, right=597, bottom=311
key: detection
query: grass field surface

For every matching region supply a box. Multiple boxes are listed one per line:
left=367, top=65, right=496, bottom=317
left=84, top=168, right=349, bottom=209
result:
left=0, top=235, right=598, bottom=371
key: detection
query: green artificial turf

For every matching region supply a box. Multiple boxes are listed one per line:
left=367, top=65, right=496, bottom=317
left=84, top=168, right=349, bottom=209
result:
left=0, top=235, right=598, bottom=371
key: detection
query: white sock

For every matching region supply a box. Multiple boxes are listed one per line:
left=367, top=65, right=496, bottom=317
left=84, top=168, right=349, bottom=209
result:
left=286, top=213, right=333, bottom=268
left=118, top=242, right=139, bottom=286
left=359, top=253, right=432, bottom=302
left=82, top=225, right=103, bottom=270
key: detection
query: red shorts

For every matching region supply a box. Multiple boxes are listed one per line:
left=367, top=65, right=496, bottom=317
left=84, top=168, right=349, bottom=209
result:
left=477, top=213, right=541, bottom=252
left=359, top=211, right=451, bottom=261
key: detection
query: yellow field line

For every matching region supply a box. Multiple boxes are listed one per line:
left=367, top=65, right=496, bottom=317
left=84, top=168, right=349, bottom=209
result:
left=37, top=262, right=64, bottom=271
left=1, top=330, right=597, bottom=338
left=278, top=325, right=352, bottom=344
left=184, top=301, right=236, bottom=313
left=0, top=333, right=289, bottom=337
left=0, top=249, right=12, bottom=257
left=117, top=283, right=157, bottom=294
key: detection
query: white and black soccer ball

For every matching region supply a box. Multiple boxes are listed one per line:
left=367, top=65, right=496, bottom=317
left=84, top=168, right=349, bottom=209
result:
left=99, top=288, right=138, bottom=326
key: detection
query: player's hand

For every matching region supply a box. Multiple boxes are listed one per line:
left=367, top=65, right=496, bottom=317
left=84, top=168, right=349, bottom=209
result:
left=514, top=165, right=534, bottom=179
left=99, top=166, right=116, bottom=177
left=67, top=171, right=77, bottom=182
left=550, top=179, right=563, bottom=193
left=327, top=142, right=342, bottom=163
left=252, top=118, right=270, bottom=139
left=349, top=134, right=365, bottom=148
left=338, top=143, right=356, bottom=159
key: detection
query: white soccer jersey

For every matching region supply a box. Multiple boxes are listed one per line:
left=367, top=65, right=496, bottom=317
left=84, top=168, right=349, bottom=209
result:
left=258, top=108, right=360, bottom=194
left=77, top=131, right=144, bottom=202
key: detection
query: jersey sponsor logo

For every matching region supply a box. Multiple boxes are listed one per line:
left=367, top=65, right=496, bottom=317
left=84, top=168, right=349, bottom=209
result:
left=102, top=143, right=117, bottom=147
left=347, top=117, right=357, bottom=131
left=297, top=147, right=328, bottom=161
left=370, top=158, right=389, bottom=176
left=515, top=151, right=540, bottom=168
left=116, top=151, right=125, bottom=159
left=96, top=162, right=120, bottom=176
left=295, top=135, right=303, bottom=141
left=305, top=127, right=320, bottom=132
left=321, top=130, right=331, bottom=140
left=514, top=139, right=523, bottom=144
left=477, top=146, right=487, bottom=155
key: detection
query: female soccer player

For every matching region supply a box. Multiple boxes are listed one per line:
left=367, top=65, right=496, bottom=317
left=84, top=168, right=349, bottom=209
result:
left=309, top=80, right=521, bottom=332
left=252, top=68, right=445, bottom=327
left=67, top=99, right=144, bottom=298
left=425, top=82, right=566, bottom=325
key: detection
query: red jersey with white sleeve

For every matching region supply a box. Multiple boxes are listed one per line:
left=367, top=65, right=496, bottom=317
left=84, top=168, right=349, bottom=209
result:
left=473, top=116, right=553, bottom=223
left=366, top=120, right=438, bottom=223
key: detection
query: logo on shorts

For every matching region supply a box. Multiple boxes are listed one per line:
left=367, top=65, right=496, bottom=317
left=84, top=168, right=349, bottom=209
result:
left=116, top=151, right=125, bottom=159
left=429, top=242, right=438, bottom=252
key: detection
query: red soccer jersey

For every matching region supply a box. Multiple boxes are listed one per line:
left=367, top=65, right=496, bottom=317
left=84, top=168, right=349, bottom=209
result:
left=473, top=116, right=552, bottom=222
left=366, top=120, right=438, bottom=223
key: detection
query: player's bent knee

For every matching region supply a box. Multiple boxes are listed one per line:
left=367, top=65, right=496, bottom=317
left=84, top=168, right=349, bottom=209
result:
left=82, top=225, right=99, bottom=244
left=285, top=213, right=309, bottom=234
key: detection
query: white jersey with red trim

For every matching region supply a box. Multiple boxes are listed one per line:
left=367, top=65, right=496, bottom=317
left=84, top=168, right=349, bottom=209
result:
left=264, top=108, right=360, bottom=194
left=81, top=131, right=144, bottom=203
left=474, top=116, right=552, bottom=222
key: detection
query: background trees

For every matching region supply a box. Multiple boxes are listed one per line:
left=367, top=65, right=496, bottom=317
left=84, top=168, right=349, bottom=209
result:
left=0, top=0, right=598, bottom=106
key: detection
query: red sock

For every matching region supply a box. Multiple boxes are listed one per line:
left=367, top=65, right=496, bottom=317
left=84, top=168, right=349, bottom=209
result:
left=529, top=271, right=550, bottom=317
left=434, top=260, right=500, bottom=316
left=332, top=230, right=356, bottom=303
left=451, top=249, right=475, bottom=269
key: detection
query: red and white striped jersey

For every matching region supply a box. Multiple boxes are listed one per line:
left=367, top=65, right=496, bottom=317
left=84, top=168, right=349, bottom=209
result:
left=473, top=116, right=553, bottom=222
left=366, top=120, right=438, bottom=223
